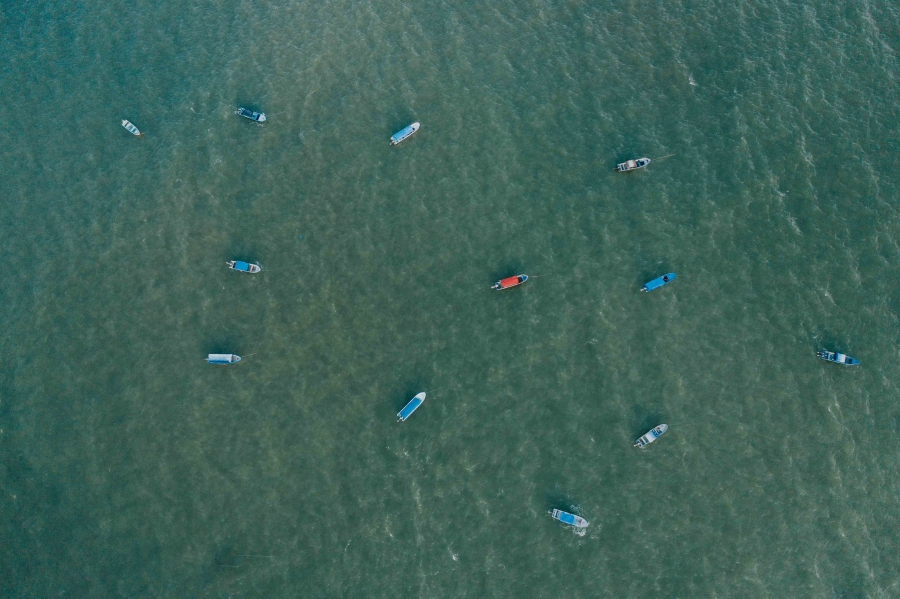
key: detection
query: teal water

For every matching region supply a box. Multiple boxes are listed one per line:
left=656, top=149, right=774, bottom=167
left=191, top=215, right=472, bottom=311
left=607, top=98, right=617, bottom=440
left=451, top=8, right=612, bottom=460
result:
left=3, top=0, right=900, bottom=597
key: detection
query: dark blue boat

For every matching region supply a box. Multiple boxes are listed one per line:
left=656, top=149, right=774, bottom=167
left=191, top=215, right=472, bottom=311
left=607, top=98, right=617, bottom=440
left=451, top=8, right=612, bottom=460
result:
left=642, top=272, right=676, bottom=292
left=817, top=350, right=859, bottom=366
left=235, top=107, right=266, bottom=122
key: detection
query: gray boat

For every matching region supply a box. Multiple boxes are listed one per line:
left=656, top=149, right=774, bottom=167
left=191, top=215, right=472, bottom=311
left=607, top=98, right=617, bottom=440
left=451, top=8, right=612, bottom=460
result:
left=617, top=157, right=650, bottom=172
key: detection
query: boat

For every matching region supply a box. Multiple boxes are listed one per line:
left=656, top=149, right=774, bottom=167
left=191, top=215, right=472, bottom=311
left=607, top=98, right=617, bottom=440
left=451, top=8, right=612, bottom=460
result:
left=207, top=354, right=242, bottom=364
left=550, top=509, right=589, bottom=528
left=235, top=107, right=266, bottom=122
left=227, top=260, right=262, bottom=274
left=390, top=122, right=420, bottom=145
left=617, top=157, right=650, bottom=172
left=398, top=392, right=426, bottom=422
left=491, top=274, right=528, bottom=290
left=641, top=272, right=675, bottom=292
left=634, top=424, right=668, bottom=448
left=817, top=350, right=859, bottom=366
left=121, top=120, right=140, bottom=135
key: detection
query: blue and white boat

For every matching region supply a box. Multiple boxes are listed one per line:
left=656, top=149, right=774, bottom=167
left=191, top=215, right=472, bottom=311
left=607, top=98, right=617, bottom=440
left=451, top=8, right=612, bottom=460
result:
left=550, top=509, right=589, bottom=529
left=207, top=354, right=241, bottom=365
left=397, top=392, right=426, bottom=422
left=390, top=122, right=420, bottom=145
left=642, top=272, right=676, bottom=292
left=634, top=424, right=668, bottom=448
left=817, top=350, right=859, bottom=366
left=235, top=107, right=266, bottom=122
left=227, top=260, right=261, bottom=274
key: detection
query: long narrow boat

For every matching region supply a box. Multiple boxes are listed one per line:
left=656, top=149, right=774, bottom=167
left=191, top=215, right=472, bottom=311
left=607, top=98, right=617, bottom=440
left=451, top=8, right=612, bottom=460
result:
left=617, top=157, right=650, bottom=172
left=207, top=354, right=242, bottom=365
left=121, top=119, right=141, bottom=135
left=236, top=107, right=266, bottom=122
left=390, top=122, right=420, bottom=145
left=227, top=260, right=262, bottom=274
left=550, top=509, right=589, bottom=528
left=817, top=350, right=859, bottom=366
left=398, top=392, right=426, bottom=422
left=634, top=424, right=668, bottom=448
left=641, top=272, right=675, bottom=292
left=492, top=274, right=528, bottom=290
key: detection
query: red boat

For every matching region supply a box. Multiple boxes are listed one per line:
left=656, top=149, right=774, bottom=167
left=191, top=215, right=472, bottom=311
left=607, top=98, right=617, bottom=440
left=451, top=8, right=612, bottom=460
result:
left=492, top=274, right=528, bottom=290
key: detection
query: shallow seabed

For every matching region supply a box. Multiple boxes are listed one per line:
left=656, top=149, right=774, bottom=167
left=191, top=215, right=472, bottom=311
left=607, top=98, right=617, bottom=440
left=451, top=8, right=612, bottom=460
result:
left=2, top=0, right=900, bottom=597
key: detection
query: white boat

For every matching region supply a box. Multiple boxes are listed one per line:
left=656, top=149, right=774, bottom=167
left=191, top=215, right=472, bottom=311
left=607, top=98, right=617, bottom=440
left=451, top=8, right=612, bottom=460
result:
left=207, top=354, right=242, bottom=365
left=550, top=509, right=589, bottom=528
left=634, top=424, right=668, bottom=448
left=390, top=122, right=420, bottom=145
left=121, top=120, right=140, bottom=135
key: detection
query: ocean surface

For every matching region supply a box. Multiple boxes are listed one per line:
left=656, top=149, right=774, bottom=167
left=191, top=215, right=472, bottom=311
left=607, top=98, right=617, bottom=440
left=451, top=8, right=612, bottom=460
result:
left=2, top=0, right=900, bottom=597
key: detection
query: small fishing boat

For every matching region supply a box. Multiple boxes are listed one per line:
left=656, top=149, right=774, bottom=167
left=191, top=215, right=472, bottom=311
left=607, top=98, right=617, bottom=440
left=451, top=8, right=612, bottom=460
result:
left=634, top=424, right=668, bottom=448
left=121, top=120, right=140, bottom=135
left=817, top=350, right=859, bottom=366
left=617, top=157, right=650, bottom=172
left=398, top=392, right=426, bottom=422
left=235, top=107, right=266, bottom=122
left=492, top=274, right=528, bottom=290
left=390, top=122, right=420, bottom=145
left=227, top=260, right=262, bottom=274
left=641, top=272, right=675, bottom=292
left=550, top=509, right=589, bottom=528
left=207, top=354, right=242, bottom=365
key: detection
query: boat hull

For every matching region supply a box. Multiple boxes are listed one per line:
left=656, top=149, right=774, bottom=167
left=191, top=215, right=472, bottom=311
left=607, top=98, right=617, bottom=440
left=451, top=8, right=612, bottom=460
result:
left=121, top=120, right=140, bottom=135
left=390, top=122, right=420, bottom=145
left=642, top=272, right=675, bottom=292
left=398, top=392, right=426, bottom=421
left=634, top=423, right=668, bottom=448
left=207, top=353, right=241, bottom=364
left=228, top=261, right=261, bottom=274
left=817, top=350, right=859, bottom=365
left=550, top=509, right=589, bottom=528
left=617, top=157, right=650, bottom=172
left=492, top=274, right=528, bottom=290
left=236, top=107, right=266, bottom=122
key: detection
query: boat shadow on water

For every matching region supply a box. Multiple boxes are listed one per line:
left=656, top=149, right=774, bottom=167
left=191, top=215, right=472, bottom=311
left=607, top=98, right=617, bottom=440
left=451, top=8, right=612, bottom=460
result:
left=631, top=406, right=664, bottom=440
left=204, top=333, right=244, bottom=360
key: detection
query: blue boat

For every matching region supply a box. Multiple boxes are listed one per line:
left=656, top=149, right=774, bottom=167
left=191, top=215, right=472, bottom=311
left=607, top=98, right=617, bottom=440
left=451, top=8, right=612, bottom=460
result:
left=390, top=122, right=420, bottom=145
left=817, top=350, right=859, bottom=366
left=227, top=260, right=261, bottom=273
left=397, top=392, right=426, bottom=421
left=207, top=354, right=241, bottom=364
left=550, top=509, right=589, bottom=528
left=642, top=272, right=676, bottom=292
